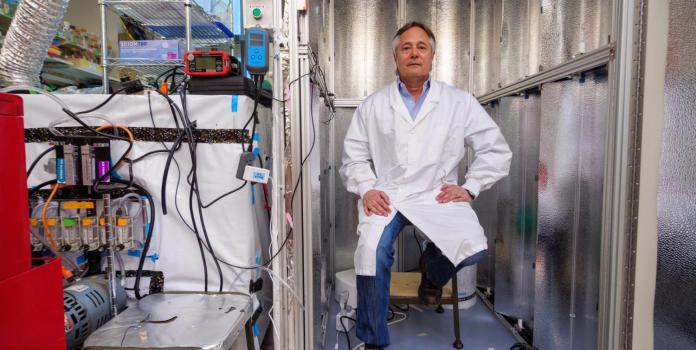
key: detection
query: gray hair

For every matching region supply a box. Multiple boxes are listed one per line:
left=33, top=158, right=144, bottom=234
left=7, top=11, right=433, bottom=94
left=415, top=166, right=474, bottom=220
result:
left=392, top=21, right=436, bottom=55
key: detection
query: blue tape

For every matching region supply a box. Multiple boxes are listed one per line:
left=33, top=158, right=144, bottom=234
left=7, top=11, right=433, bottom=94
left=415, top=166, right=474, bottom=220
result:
left=253, top=324, right=259, bottom=337
left=251, top=185, right=256, bottom=205
left=56, top=158, right=65, bottom=183
left=76, top=254, right=86, bottom=265
left=231, top=95, right=238, bottom=112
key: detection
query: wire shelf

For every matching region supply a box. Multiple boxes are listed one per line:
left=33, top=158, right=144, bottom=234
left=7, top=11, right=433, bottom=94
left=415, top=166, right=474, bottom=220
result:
left=106, top=58, right=185, bottom=86
left=104, top=0, right=233, bottom=43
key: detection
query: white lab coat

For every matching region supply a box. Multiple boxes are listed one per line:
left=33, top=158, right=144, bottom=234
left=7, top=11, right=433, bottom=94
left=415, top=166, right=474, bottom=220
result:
left=340, top=79, right=511, bottom=276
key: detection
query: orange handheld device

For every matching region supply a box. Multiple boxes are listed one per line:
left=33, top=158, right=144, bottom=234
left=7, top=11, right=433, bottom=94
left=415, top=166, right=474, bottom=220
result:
left=184, top=51, right=232, bottom=77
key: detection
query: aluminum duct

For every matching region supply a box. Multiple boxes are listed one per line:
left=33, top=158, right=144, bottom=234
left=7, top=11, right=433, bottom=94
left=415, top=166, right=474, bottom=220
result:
left=0, top=0, right=71, bottom=87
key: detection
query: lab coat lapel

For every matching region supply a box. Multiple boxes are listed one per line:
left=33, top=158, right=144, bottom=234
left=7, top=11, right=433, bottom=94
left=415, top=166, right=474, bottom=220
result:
left=411, top=80, right=441, bottom=128
left=389, top=81, right=415, bottom=125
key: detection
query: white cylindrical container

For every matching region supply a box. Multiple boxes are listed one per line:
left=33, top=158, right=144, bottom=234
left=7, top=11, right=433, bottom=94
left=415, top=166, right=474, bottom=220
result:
left=443, top=264, right=478, bottom=310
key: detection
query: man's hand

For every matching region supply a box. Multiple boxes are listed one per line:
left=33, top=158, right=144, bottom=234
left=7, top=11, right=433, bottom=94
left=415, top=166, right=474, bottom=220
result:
left=436, top=184, right=473, bottom=203
left=363, top=190, right=392, bottom=216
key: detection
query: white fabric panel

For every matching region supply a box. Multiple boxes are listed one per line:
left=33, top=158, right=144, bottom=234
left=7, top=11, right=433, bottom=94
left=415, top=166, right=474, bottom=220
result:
left=21, top=94, right=270, bottom=294
left=21, top=93, right=258, bottom=129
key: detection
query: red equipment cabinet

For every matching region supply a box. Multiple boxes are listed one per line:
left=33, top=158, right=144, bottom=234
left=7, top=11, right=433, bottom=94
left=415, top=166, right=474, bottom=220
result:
left=0, top=93, right=65, bottom=349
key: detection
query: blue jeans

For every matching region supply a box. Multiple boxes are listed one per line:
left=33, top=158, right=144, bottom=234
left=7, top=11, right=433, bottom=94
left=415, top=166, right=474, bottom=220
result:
left=356, top=212, right=486, bottom=347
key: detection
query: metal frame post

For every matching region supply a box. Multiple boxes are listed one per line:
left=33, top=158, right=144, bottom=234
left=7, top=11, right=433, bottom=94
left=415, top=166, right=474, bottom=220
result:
left=99, top=0, right=109, bottom=93
left=598, top=0, right=643, bottom=349
left=184, top=0, right=193, bottom=51
left=102, top=194, right=118, bottom=317
left=289, top=0, right=313, bottom=347
left=271, top=0, right=287, bottom=348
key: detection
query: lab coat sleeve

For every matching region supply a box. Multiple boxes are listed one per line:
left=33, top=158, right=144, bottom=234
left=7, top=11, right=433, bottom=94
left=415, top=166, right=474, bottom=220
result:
left=340, top=106, right=377, bottom=198
left=461, top=96, right=512, bottom=198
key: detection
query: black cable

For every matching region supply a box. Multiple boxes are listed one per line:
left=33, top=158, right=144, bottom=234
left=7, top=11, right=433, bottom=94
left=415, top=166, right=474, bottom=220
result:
left=160, top=130, right=187, bottom=214
left=130, top=149, right=173, bottom=163
left=339, top=316, right=356, bottom=350
left=27, top=145, right=57, bottom=177
left=200, top=181, right=248, bottom=208
left=187, top=165, right=209, bottom=291
left=110, top=179, right=154, bottom=300
left=180, top=82, right=224, bottom=292
left=73, top=86, right=129, bottom=116
left=155, top=67, right=177, bottom=88
left=151, top=86, right=213, bottom=290
left=391, top=304, right=409, bottom=312
left=27, top=179, right=58, bottom=198
left=196, top=74, right=263, bottom=209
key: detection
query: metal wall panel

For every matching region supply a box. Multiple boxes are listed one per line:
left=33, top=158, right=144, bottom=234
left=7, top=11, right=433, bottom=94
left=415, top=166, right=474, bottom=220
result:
left=472, top=0, right=502, bottom=96
left=534, top=69, right=608, bottom=349
left=500, top=0, right=540, bottom=86
left=333, top=107, right=361, bottom=272
left=311, top=91, right=331, bottom=349
left=404, top=0, right=471, bottom=90
left=494, top=94, right=540, bottom=322
left=334, top=0, right=399, bottom=98
left=540, top=0, right=611, bottom=70
left=654, top=0, right=696, bottom=348
left=472, top=103, right=499, bottom=290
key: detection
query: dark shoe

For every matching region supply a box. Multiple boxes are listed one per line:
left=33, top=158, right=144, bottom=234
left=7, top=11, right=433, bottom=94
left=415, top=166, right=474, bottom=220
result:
left=418, top=244, right=443, bottom=305
left=364, top=344, right=384, bottom=350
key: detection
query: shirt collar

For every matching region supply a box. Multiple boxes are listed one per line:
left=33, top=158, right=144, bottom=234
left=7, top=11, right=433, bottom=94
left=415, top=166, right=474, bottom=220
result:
left=397, top=75, right=431, bottom=98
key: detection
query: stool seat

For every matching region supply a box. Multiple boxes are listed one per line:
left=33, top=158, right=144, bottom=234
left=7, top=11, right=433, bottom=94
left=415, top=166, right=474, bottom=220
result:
left=390, top=272, right=454, bottom=302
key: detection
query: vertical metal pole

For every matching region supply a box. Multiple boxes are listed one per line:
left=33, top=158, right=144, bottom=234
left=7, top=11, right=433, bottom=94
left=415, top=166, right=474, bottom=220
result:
left=185, top=0, right=193, bottom=51
left=327, top=0, right=337, bottom=296
left=102, top=194, right=118, bottom=317
left=271, top=0, right=286, bottom=349
left=598, top=0, right=640, bottom=349
left=289, top=0, right=313, bottom=347
left=99, top=0, right=109, bottom=93
left=469, top=0, right=476, bottom=94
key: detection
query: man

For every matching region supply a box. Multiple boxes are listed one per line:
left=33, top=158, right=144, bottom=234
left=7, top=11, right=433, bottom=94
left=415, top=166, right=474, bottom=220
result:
left=340, top=22, right=512, bottom=349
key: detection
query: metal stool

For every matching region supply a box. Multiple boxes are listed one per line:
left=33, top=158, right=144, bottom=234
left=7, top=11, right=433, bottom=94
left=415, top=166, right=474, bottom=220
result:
left=389, top=272, right=464, bottom=349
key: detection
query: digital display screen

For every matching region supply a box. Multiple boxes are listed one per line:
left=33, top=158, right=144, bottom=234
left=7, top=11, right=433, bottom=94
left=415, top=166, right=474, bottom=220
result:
left=250, top=33, right=264, bottom=41
left=195, top=56, right=218, bottom=71
left=250, top=40, right=265, bottom=47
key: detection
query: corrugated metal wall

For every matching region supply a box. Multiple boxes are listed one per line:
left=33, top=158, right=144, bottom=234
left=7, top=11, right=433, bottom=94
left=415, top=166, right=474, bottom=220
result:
left=533, top=69, right=608, bottom=349
left=472, top=0, right=502, bottom=96
left=494, top=94, right=541, bottom=323
left=539, top=0, right=611, bottom=70
left=654, top=0, right=696, bottom=348
left=473, top=103, right=500, bottom=291
left=404, top=0, right=471, bottom=90
left=500, top=0, right=540, bottom=86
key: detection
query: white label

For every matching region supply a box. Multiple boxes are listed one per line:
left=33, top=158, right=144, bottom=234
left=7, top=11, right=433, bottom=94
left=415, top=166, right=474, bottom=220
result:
left=243, top=166, right=270, bottom=184
left=65, top=284, right=89, bottom=293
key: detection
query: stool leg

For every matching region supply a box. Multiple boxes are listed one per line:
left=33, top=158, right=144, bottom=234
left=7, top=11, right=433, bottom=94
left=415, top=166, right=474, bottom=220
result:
left=245, top=318, right=255, bottom=350
left=452, top=274, right=463, bottom=349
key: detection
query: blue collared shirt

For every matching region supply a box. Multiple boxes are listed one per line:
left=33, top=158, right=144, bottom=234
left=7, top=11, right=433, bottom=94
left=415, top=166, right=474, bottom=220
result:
left=397, top=76, right=431, bottom=120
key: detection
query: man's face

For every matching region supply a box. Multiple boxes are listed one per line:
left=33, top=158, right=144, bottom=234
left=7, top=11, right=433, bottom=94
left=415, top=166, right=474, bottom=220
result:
left=395, top=27, right=434, bottom=82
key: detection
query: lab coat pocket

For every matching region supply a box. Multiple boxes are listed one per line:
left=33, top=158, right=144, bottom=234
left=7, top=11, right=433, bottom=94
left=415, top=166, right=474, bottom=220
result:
left=354, top=222, right=386, bottom=276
